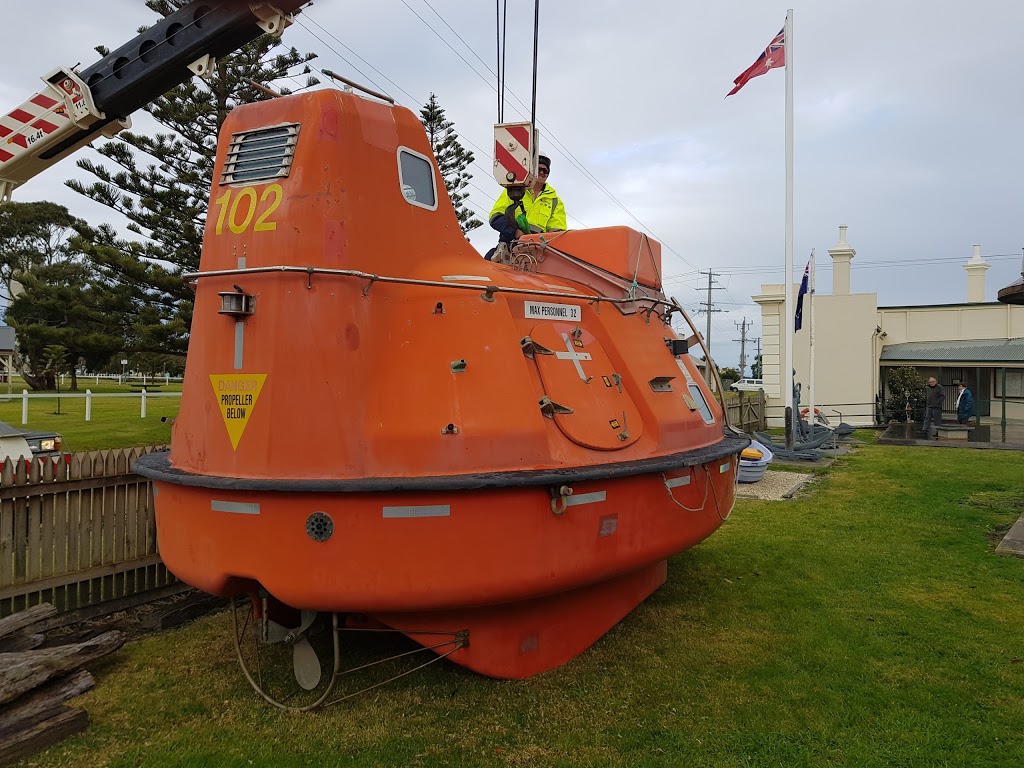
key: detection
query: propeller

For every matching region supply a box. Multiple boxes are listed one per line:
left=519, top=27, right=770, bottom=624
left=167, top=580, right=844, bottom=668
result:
left=265, top=609, right=321, bottom=690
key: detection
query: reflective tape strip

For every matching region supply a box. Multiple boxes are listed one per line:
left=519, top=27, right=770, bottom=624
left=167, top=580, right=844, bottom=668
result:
left=234, top=321, right=244, bottom=370
left=544, top=284, right=578, bottom=292
left=442, top=275, right=489, bottom=282
left=31, top=94, right=58, bottom=110
left=383, top=505, right=451, bottom=518
left=565, top=491, right=606, bottom=507
left=212, top=500, right=261, bottom=515
left=31, top=118, right=58, bottom=133
left=665, top=475, right=691, bottom=489
left=720, top=463, right=731, bottom=474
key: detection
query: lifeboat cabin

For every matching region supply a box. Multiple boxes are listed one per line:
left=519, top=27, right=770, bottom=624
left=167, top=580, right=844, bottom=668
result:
left=136, top=87, right=747, bottom=680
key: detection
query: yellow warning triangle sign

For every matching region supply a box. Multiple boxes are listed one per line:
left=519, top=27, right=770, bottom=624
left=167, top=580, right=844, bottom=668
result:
left=210, top=373, right=267, bottom=450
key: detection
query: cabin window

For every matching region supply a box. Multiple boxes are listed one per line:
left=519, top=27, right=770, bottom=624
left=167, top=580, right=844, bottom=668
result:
left=687, top=383, right=715, bottom=425
left=220, top=124, right=300, bottom=185
left=397, top=147, right=437, bottom=210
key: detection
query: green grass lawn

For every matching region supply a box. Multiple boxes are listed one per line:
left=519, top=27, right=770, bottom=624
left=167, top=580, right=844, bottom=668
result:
left=0, top=378, right=180, bottom=452
left=16, top=442, right=1024, bottom=768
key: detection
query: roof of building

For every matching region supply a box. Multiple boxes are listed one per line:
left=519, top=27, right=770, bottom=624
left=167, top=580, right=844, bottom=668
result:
left=997, top=276, right=1024, bottom=305
left=880, top=338, right=1024, bottom=363
left=877, top=301, right=1006, bottom=310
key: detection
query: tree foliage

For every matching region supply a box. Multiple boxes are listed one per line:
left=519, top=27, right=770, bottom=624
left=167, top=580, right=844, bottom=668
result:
left=67, top=0, right=318, bottom=355
left=0, top=201, right=80, bottom=304
left=883, top=365, right=927, bottom=422
left=419, top=94, right=482, bottom=235
left=719, top=367, right=741, bottom=386
left=6, top=257, right=129, bottom=391
left=0, top=202, right=127, bottom=391
left=751, top=354, right=762, bottom=379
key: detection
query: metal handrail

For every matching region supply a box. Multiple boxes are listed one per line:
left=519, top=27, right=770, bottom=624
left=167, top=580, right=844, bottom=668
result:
left=181, top=265, right=679, bottom=314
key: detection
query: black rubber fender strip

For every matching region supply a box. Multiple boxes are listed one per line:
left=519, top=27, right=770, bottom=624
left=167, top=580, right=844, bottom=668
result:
left=134, top=432, right=750, bottom=494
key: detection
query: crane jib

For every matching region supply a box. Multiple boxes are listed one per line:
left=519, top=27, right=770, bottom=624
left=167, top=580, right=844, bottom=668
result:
left=0, top=0, right=312, bottom=201
left=77, top=1, right=310, bottom=120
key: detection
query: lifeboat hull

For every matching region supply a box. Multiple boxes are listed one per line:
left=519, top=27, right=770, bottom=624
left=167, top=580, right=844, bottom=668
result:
left=137, top=88, right=750, bottom=681
left=148, top=453, right=739, bottom=678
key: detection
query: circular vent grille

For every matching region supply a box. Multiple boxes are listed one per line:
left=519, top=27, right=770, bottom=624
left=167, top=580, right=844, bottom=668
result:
left=305, top=512, right=334, bottom=542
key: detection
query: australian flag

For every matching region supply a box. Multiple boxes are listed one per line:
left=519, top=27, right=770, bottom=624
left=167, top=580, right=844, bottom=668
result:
left=794, top=262, right=809, bottom=331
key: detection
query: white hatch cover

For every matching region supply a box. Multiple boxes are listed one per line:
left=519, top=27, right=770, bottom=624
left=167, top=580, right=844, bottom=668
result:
left=530, top=322, right=642, bottom=450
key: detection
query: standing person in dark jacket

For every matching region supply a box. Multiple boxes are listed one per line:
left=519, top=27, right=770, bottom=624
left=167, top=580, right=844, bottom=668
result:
left=922, top=377, right=945, bottom=438
left=955, top=382, right=975, bottom=424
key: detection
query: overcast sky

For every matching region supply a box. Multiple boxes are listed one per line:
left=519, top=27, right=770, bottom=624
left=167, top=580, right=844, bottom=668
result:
left=4, top=0, right=1023, bottom=372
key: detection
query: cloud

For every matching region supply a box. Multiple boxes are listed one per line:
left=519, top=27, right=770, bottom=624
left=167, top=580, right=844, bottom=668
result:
left=4, top=0, right=1023, bottom=367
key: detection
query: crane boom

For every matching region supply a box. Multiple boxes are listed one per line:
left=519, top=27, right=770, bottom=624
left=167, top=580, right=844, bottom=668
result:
left=0, top=0, right=312, bottom=201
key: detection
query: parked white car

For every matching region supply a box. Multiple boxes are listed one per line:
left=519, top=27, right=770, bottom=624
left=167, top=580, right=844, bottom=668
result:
left=730, top=378, right=764, bottom=392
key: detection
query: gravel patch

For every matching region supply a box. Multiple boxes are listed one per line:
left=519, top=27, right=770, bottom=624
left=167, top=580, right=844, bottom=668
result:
left=736, top=469, right=814, bottom=500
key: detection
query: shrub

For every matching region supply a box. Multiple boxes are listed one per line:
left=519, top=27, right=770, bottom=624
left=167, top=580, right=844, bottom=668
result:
left=883, top=366, right=926, bottom=422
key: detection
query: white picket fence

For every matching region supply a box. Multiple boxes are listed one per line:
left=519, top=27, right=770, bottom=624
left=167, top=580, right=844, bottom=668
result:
left=5, top=390, right=182, bottom=424
left=68, top=374, right=184, bottom=386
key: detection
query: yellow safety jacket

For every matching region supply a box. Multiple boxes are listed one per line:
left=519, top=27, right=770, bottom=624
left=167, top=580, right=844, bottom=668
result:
left=489, top=184, right=567, bottom=234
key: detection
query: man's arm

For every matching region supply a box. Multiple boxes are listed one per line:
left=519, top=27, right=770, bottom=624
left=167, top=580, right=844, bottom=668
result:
left=488, top=190, right=512, bottom=223
left=489, top=190, right=521, bottom=239
left=547, top=195, right=567, bottom=231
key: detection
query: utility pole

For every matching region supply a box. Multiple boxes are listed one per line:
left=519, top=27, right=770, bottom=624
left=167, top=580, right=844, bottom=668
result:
left=696, top=270, right=723, bottom=384
left=733, top=318, right=751, bottom=377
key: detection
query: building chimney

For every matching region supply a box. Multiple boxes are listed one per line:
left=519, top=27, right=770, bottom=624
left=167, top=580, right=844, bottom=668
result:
left=827, top=225, right=856, bottom=295
left=963, top=244, right=989, bottom=303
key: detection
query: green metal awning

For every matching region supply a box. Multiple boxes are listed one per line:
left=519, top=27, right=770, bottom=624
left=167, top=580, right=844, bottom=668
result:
left=879, top=338, right=1024, bottom=364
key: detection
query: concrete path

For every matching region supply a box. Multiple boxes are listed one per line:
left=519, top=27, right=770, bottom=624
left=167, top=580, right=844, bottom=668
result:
left=879, top=422, right=1024, bottom=451
left=996, top=516, right=1024, bottom=558
left=736, top=469, right=813, bottom=501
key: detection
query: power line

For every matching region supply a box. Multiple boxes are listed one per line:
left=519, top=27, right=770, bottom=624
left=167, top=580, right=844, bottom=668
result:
left=663, top=253, right=1023, bottom=281
left=298, top=12, right=534, bottom=236
left=299, top=4, right=739, bottom=310
left=394, top=1, right=714, bottom=277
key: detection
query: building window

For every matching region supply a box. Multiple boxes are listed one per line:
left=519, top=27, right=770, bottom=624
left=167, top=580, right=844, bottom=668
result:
left=993, top=368, right=1024, bottom=398
left=397, top=147, right=437, bottom=210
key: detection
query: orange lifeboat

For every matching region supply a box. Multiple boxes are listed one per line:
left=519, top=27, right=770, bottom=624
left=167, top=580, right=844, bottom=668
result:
left=135, top=88, right=747, bottom=681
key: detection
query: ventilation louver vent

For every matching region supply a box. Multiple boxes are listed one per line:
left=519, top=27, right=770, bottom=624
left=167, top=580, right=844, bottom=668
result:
left=220, top=124, right=300, bottom=185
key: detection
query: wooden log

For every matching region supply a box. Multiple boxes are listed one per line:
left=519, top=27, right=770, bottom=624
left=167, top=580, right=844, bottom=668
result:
left=141, top=592, right=225, bottom=632
left=0, top=669, right=94, bottom=739
left=0, top=707, right=88, bottom=767
left=0, top=604, right=57, bottom=640
left=0, top=630, right=124, bottom=706
left=0, top=632, right=44, bottom=654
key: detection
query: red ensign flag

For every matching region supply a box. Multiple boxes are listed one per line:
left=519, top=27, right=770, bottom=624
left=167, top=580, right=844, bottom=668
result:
left=727, top=28, right=785, bottom=97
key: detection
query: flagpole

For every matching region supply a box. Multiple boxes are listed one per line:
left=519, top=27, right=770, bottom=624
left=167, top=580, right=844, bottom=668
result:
left=783, top=8, right=795, bottom=447
left=808, top=248, right=816, bottom=439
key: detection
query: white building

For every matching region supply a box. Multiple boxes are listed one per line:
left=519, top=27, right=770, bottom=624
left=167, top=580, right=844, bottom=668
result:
left=754, top=226, right=1024, bottom=427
